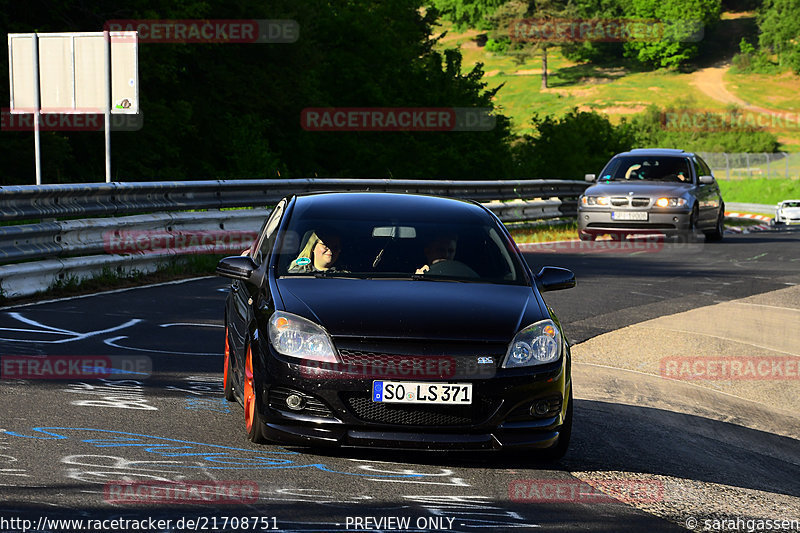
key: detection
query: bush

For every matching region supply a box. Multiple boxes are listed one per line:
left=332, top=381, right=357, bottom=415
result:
left=484, top=38, right=510, bottom=53
left=731, top=38, right=781, bottom=73
left=512, top=109, right=635, bottom=179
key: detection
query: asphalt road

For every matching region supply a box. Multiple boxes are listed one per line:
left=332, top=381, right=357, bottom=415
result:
left=0, top=228, right=798, bottom=533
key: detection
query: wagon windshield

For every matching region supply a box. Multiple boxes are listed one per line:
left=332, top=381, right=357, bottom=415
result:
left=600, top=156, right=693, bottom=183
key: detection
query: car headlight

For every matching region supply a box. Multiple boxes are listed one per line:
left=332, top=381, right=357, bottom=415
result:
left=502, top=319, right=562, bottom=368
left=268, top=311, right=338, bottom=363
left=581, top=196, right=610, bottom=206
left=654, top=197, right=687, bottom=208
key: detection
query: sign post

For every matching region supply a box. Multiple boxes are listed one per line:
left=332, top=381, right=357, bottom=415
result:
left=8, top=31, right=139, bottom=183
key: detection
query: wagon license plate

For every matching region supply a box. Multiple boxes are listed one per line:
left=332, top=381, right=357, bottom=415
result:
left=612, top=211, right=648, bottom=221
left=372, top=381, right=472, bottom=404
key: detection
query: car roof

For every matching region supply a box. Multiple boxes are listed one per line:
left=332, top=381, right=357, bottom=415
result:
left=614, top=148, right=695, bottom=158
left=779, top=199, right=800, bottom=204
left=289, top=191, right=493, bottom=223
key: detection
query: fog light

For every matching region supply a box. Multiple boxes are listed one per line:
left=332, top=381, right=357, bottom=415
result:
left=673, top=217, right=679, bottom=222
left=531, top=400, right=551, bottom=416
left=584, top=215, right=589, bottom=220
left=286, top=394, right=304, bottom=410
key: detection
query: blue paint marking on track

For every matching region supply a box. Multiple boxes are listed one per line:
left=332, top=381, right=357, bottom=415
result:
left=4, top=427, right=426, bottom=478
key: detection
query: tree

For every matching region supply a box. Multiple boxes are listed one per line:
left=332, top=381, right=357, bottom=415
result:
left=429, top=0, right=508, bottom=29
left=758, top=0, right=800, bottom=73
left=512, top=109, right=635, bottom=178
left=622, top=0, right=721, bottom=68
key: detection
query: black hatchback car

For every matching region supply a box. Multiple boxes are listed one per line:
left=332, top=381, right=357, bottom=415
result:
left=217, top=192, right=576, bottom=456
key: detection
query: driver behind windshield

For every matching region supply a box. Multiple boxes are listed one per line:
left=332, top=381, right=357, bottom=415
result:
left=288, top=230, right=343, bottom=273
left=415, top=234, right=457, bottom=275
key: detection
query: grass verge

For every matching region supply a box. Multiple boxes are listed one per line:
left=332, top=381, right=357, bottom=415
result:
left=718, top=178, right=800, bottom=205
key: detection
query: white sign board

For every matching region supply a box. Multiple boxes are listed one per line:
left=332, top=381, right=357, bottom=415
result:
left=8, top=32, right=138, bottom=114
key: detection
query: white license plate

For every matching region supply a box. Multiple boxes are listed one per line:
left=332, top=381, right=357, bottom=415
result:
left=612, top=211, right=648, bottom=221
left=372, top=381, right=472, bottom=405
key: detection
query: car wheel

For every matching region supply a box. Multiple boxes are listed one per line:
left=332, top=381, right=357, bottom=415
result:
left=223, top=326, right=235, bottom=402
left=243, top=343, right=268, bottom=443
left=705, top=205, right=725, bottom=242
left=540, top=389, right=573, bottom=461
left=578, top=232, right=595, bottom=241
left=676, top=206, right=700, bottom=243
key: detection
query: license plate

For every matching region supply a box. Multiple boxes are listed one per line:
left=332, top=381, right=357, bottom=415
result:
left=612, top=211, right=648, bottom=221
left=372, top=381, right=472, bottom=405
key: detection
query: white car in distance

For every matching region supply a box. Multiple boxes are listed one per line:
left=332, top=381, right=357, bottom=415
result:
left=773, top=200, right=800, bottom=225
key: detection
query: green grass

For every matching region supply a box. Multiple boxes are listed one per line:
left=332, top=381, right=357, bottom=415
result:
left=509, top=221, right=579, bottom=243
left=718, top=178, right=800, bottom=205
left=437, top=19, right=800, bottom=149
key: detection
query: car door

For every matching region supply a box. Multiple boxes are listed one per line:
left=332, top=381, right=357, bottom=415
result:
left=227, top=199, right=286, bottom=382
left=695, top=155, right=722, bottom=229
left=692, top=156, right=716, bottom=229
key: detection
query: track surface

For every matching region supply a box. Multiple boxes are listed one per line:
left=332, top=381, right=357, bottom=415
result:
left=1, top=228, right=798, bottom=533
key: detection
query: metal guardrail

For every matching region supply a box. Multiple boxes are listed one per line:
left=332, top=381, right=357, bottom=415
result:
left=0, top=179, right=589, bottom=299
left=0, top=179, right=589, bottom=222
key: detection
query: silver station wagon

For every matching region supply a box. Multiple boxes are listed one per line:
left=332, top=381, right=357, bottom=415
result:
left=578, top=149, right=725, bottom=242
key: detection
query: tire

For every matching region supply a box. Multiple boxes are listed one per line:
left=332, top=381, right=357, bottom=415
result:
left=541, top=389, right=573, bottom=461
left=223, top=326, right=235, bottom=402
left=578, top=232, right=595, bottom=242
left=676, top=207, right=700, bottom=243
left=243, top=343, right=269, bottom=443
left=705, top=206, right=725, bottom=242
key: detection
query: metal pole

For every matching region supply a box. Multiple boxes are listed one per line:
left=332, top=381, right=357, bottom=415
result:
left=725, top=153, right=730, bottom=180
left=766, top=153, right=770, bottom=178
left=104, top=30, right=112, bottom=183
left=32, top=33, right=42, bottom=185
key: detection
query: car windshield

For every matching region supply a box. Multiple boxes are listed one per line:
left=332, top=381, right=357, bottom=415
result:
left=275, top=209, right=525, bottom=285
left=781, top=201, right=800, bottom=208
left=599, top=156, right=692, bottom=183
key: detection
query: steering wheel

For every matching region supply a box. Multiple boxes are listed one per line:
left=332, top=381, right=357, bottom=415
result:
left=426, top=260, right=479, bottom=278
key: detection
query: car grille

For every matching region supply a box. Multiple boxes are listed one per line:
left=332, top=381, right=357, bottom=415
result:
left=341, top=392, right=501, bottom=427
left=609, top=197, right=651, bottom=207
left=337, top=349, right=504, bottom=378
left=269, top=387, right=337, bottom=419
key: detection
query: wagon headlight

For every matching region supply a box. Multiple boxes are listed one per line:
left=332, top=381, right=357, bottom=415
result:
left=655, top=197, right=687, bottom=208
left=581, top=196, right=610, bottom=206
left=503, top=319, right=562, bottom=368
left=268, top=311, right=338, bottom=363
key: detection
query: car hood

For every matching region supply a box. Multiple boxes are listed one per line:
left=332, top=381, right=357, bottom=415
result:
left=585, top=181, right=694, bottom=198
left=275, top=278, right=542, bottom=342
left=779, top=207, right=800, bottom=215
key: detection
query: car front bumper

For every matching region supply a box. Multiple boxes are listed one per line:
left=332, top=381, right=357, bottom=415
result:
left=578, top=208, right=692, bottom=237
left=255, top=351, right=571, bottom=451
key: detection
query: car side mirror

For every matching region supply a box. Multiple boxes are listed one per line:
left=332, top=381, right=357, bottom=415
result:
left=536, top=266, right=576, bottom=292
left=585, top=174, right=596, bottom=182
left=217, top=255, right=258, bottom=283
left=699, top=175, right=715, bottom=185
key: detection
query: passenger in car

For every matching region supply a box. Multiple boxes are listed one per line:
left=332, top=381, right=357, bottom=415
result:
left=288, top=230, right=343, bottom=273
